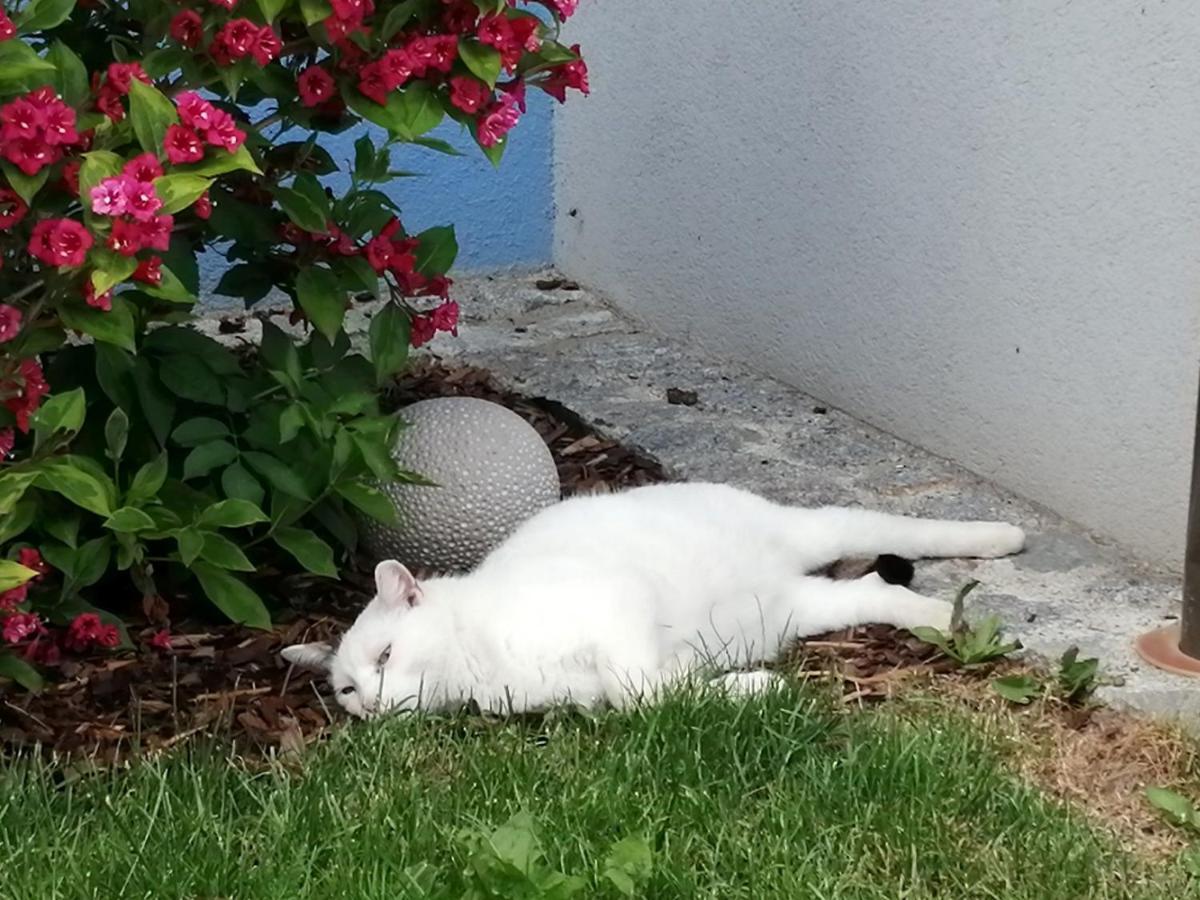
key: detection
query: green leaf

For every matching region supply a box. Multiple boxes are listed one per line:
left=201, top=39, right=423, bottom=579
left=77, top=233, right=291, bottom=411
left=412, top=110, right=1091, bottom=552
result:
left=352, top=431, right=398, bottom=481
left=104, top=506, right=156, bottom=534
left=215, top=264, right=275, bottom=304
left=89, top=249, right=139, bottom=296
left=0, top=471, right=40, bottom=517
left=275, top=186, right=328, bottom=234
left=259, top=322, right=304, bottom=389
left=1146, top=787, right=1199, bottom=829
left=154, top=174, right=212, bottom=215
left=0, top=652, right=44, bottom=693
left=159, top=355, right=224, bottom=405
left=242, top=451, right=311, bottom=501
left=273, top=526, right=337, bottom=577
left=193, top=562, right=271, bottom=629
left=60, top=297, right=136, bottom=352
left=279, top=403, right=305, bottom=443
left=198, top=498, right=268, bottom=529
left=104, top=408, right=129, bottom=461
left=990, top=674, right=1039, bottom=705
left=172, top=417, right=231, bottom=447
left=299, top=0, right=331, bottom=24
left=36, top=457, right=115, bottom=517
left=16, top=0, right=76, bottom=31
left=70, top=535, right=111, bottom=589
left=139, top=264, right=196, bottom=304
left=0, top=41, right=55, bottom=93
left=256, top=0, right=289, bottom=21
left=183, top=440, right=239, bottom=481
left=412, top=136, right=465, bottom=156
left=378, top=0, right=418, bottom=40
left=368, top=303, right=411, bottom=384
left=42, top=508, right=80, bottom=548
left=414, top=225, right=457, bottom=276
left=336, top=481, right=397, bottom=525
left=602, top=837, right=653, bottom=897
left=0, top=560, right=38, bottom=592
left=345, top=82, right=444, bottom=140
left=199, top=532, right=256, bottom=571
left=458, top=40, right=502, bottom=88
left=335, top=255, right=379, bottom=296
left=176, top=527, right=204, bottom=566
left=31, top=387, right=86, bottom=440
left=127, top=79, right=179, bottom=156
left=133, top=357, right=176, bottom=446
left=221, top=462, right=264, bottom=506
left=127, top=452, right=168, bottom=505
left=143, top=326, right=243, bottom=375
left=0, top=499, right=36, bottom=545
left=47, top=40, right=88, bottom=107
left=295, top=266, right=345, bottom=342
left=0, top=162, right=49, bottom=205
left=179, top=145, right=262, bottom=177
left=141, top=47, right=190, bottom=80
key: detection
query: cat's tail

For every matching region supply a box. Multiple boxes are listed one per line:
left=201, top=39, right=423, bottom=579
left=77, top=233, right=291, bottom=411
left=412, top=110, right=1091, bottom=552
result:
left=815, top=554, right=914, bottom=587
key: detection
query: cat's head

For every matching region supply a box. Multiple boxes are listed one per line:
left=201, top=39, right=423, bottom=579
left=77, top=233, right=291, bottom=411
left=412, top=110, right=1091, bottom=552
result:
left=281, top=560, right=429, bottom=719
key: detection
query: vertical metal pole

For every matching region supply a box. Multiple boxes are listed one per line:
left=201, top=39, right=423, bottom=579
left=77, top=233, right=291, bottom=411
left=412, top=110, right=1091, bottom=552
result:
left=1179, top=370, right=1200, bottom=658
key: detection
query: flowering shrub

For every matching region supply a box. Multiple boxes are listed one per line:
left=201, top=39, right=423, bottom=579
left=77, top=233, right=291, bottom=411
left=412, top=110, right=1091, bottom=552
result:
left=0, top=0, right=588, bottom=688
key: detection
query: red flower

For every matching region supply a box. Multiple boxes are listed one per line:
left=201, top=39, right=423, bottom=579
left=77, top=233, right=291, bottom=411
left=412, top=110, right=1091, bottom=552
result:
left=23, top=637, right=60, bottom=666
left=65, top=612, right=119, bottom=651
left=449, top=76, right=491, bottom=114
left=133, top=255, right=163, bottom=286
left=541, top=48, right=589, bottom=103
left=105, top=62, right=150, bottom=96
left=17, top=547, right=46, bottom=578
left=0, top=188, right=27, bottom=227
left=164, top=124, right=205, bottom=163
left=357, top=62, right=392, bottom=105
left=0, top=10, right=15, bottom=39
left=440, top=0, right=478, bottom=33
left=2, top=612, right=41, bottom=644
left=430, top=299, right=459, bottom=336
left=0, top=428, right=13, bottom=458
left=365, top=234, right=394, bottom=274
left=176, top=92, right=217, bottom=130
left=476, top=92, right=522, bottom=148
left=3, top=139, right=61, bottom=176
left=170, top=10, right=204, bottom=48
left=409, top=313, right=436, bottom=347
left=407, top=34, right=457, bottom=77
left=61, top=160, right=81, bottom=196
left=205, top=109, right=245, bottom=152
left=29, top=219, right=93, bottom=269
left=213, top=18, right=261, bottom=63
left=253, top=27, right=282, bottom=66
left=123, top=152, right=164, bottom=182
left=84, top=280, right=113, bottom=311
left=478, top=14, right=540, bottom=71
left=0, top=584, right=27, bottom=611
left=0, top=304, right=20, bottom=343
left=210, top=0, right=237, bottom=8
left=148, top=629, right=172, bottom=651
left=4, top=358, right=49, bottom=432
left=298, top=66, right=336, bottom=108
left=545, top=0, right=577, bottom=19
left=194, top=191, right=212, bottom=220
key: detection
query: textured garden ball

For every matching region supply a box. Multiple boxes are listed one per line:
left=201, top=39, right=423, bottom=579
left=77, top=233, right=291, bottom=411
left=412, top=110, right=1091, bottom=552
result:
left=358, top=397, right=561, bottom=572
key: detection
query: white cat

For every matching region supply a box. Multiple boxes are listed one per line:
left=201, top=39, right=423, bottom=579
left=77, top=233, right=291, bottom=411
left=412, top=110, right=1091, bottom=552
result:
left=282, top=482, right=1025, bottom=718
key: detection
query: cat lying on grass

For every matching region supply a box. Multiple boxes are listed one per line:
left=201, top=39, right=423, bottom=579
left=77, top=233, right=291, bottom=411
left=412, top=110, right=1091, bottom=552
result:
left=282, top=482, right=1025, bottom=718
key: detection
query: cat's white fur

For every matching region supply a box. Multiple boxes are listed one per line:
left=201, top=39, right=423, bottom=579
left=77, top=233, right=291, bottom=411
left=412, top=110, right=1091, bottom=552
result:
left=282, top=482, right=1025, bottom=718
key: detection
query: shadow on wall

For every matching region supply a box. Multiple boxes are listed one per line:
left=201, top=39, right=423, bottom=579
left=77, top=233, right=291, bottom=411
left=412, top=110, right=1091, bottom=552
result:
left=199, top=89, right=553, bottom=309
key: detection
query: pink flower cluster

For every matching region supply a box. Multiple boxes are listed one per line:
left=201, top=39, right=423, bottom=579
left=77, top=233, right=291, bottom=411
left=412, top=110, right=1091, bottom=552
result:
left=299, top=67, right=336, bottom=107
left=2, top=612, right=41, bottom=644
left=90, top=165, right=164, bottom=222
left=3, top=359, right=48, bottom=433
left=0, top=87, right=79, bottom=175
left=477, top=82, right=526, bottom=148
left=364, top=217, right=419, bottom=278
left=0, top=548, right=48, bottom=611
left=0, top=10, right=15, bottom=38
left=173, top=91, right=246, bottom=156
left=211, top=19, right=282, bottom=67
left=326, top=0, right=373, bottom=43
left=358, top=33, right=458, bottom=104
left=478, top=13, right=541, bottom=72
left=94, top=62, right=152, bottom=122
left=64, top=612, right=120, bottom=651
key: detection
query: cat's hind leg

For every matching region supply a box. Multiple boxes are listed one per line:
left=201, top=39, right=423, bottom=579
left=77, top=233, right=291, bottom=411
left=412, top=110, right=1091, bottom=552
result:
left=773, top=573, right=954, bottom=639
left=781, top=506, right=1025, bottom=570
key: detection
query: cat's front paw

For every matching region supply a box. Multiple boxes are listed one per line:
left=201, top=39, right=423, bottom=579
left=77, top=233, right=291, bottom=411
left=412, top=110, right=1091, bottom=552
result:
left=899, top=598, right=954, bottom=633
left=972, top=523, right=1026, bottom=559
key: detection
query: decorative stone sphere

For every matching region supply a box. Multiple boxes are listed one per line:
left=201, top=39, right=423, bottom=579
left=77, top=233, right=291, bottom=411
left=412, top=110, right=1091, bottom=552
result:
left=358, top=396, right=560, bottom=572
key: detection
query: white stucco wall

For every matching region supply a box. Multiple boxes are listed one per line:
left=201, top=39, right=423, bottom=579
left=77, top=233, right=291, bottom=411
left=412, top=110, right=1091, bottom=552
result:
left=555, top=0, right=1200, bottom=567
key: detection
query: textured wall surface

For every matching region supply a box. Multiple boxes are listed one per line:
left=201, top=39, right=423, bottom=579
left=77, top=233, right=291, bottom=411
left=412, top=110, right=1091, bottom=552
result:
left=555, top=0, right=1200, bottom=566
left=200, top=90, right=553, bottom=300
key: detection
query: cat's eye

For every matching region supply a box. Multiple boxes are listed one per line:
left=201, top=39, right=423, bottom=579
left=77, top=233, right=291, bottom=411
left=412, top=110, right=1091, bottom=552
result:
left=339, top=686, right=355, bottom=696
left=377, top=646, right=391, bottom=667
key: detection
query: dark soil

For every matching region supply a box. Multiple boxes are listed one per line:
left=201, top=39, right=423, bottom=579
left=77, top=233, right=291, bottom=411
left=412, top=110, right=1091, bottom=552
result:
left=0, top=362, right=938, bottom=764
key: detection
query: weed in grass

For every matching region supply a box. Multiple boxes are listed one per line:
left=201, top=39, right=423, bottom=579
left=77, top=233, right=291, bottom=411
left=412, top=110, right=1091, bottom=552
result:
left=912, top=580, right=1022, bottom=667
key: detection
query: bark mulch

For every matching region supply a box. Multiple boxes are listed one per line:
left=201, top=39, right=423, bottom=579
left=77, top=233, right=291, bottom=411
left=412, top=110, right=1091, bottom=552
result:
left=0, top=362, right=943, bottom=765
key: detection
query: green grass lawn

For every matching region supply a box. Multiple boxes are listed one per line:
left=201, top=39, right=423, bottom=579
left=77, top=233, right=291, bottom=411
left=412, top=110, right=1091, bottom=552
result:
left=0, top=685, right=1192, bottom=899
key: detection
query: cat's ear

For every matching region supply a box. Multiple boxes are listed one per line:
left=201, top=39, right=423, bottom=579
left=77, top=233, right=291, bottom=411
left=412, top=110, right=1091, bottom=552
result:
left=374, top=560, right=423, bottom=609
left=281, top=641, right=334, bottom=671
